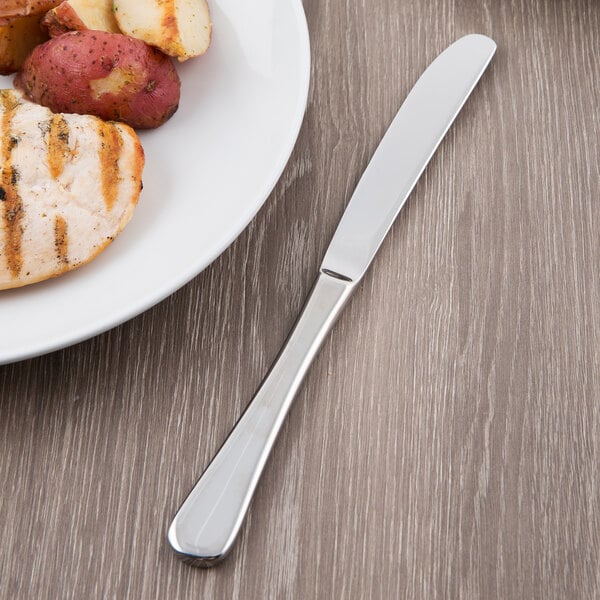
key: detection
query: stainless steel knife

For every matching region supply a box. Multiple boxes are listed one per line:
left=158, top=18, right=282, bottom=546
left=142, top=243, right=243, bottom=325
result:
left=168, top=33, right=496, bottom=567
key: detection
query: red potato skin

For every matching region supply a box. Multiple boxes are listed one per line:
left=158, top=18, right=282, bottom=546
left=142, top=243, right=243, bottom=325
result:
left=15, top=30, right=181, bottom=129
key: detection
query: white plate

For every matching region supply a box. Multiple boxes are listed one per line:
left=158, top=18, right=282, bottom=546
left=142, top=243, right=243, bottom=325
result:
left=0, top=0, right=310, bottom=365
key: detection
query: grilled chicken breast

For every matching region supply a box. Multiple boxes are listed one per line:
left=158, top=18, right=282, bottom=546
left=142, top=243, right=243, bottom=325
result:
left=0, top=89, right=144, bottom=290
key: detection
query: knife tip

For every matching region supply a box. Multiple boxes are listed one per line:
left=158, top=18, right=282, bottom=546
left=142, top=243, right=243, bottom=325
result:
left=461, top=33, right=497, bottom=54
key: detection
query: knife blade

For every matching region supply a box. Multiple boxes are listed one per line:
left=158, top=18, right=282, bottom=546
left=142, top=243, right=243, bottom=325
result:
left=322, top=34, right=496, bottom=281
left=169, top=34, right=496, bottom=567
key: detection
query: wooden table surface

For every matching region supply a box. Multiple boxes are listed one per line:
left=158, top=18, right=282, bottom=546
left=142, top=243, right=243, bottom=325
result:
left=1, top=1, right=599, bottom=598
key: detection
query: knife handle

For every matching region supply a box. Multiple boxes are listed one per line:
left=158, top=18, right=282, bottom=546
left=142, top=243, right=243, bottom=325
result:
left=168, top=271, right=356, bottom=566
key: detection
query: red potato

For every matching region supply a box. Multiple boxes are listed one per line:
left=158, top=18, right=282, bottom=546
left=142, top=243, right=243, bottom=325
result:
left=15, top=30, right=181, bottom=129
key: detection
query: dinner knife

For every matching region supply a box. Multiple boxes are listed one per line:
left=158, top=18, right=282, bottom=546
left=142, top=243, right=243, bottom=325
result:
left=168, top=33, right=496, bottom=567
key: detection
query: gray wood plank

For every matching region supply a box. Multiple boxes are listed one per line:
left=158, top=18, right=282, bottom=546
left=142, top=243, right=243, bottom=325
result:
left=1, top=0, right=599, bottom=598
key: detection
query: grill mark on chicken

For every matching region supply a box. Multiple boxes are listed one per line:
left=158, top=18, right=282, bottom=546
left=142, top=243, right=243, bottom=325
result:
left=97, top=120, right=123, bottom=211
left=47, top=114, right=70, bottom=179
left=130, top=133, right=145, bottom=193
left=54, top=214, right=69, bottom=267
left=1, top=90, right=24, bottom=279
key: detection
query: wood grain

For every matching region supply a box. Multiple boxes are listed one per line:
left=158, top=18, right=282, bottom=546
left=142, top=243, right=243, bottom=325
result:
left=1, top=0, right=600, bottom=598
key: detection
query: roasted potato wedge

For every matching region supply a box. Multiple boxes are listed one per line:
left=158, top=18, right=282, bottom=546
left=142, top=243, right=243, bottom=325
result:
left=0, top=0, right=61, bottom=25
left=113, top=0, right=211, bottom=62
left=42, top=0, right=119, bottom=37
left=0, top=13, right=49, bottom=75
